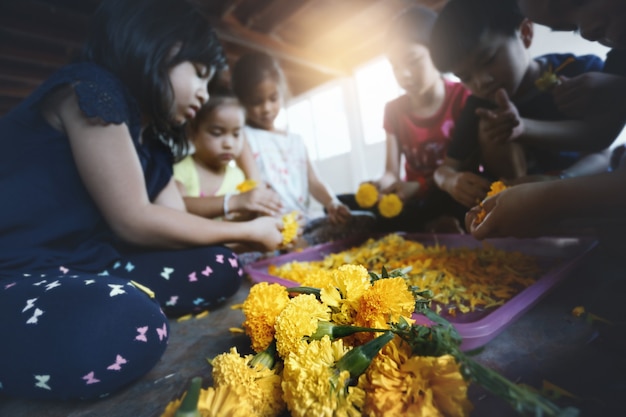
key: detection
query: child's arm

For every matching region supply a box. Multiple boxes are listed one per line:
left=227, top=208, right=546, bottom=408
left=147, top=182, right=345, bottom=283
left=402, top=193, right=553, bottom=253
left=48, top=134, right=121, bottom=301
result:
left=59, top=89, right=283, bottom=251
left=374, top=132, right=402, bottom=190
left=306, top=158, right=351, bottom=223
left=434, top=157, right=492, bottom=208
left=468, top=166, right=626, bottom=239
left=479, top=87, right=621, bottom=153
left=235, top=133, right=261, bottom=181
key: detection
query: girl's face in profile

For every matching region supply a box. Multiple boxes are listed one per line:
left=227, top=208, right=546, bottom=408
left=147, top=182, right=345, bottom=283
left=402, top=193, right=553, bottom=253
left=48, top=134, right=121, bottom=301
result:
left=192, top=102, right=245, bottom=170
left=168, top=61, right=213, bottom=125
left=517, top=0, right=626, bottom=48
left=243, top=77, right=283, bottom=131
left=388, top=42, right=440, bottom=97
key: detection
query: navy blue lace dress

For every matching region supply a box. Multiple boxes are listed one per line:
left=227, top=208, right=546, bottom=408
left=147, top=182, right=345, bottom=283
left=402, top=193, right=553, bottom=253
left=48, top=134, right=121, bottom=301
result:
left=0, top=63, right=242, bottom=400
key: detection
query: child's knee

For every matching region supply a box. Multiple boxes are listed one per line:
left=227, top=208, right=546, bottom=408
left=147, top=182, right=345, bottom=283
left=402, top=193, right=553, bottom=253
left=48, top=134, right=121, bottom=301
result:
left=0, top=275, right=168, bottom=400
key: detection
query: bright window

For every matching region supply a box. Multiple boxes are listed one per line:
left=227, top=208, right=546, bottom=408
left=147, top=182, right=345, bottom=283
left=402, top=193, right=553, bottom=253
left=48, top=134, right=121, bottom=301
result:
left=354, top=57, right=403, bottom=145
left=286, top=83, right=351, bottom=160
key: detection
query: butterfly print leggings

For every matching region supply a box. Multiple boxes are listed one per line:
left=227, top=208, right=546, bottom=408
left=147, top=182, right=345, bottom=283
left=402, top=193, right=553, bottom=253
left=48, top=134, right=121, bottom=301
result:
left=0, top=245, right=242, bottom=400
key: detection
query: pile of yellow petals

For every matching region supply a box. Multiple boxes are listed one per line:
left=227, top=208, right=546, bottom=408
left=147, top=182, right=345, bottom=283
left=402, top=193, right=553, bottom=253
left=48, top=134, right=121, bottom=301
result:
left=236, top=179, right=258, bottom=193
left=269, top=234, right=541, bottom=316
left=377, top=193, right=403, bottom=218
left=355, top=183, right=379, bottom=208
left=280, top=211, right=299, bottom=247
left=475, top=181, right=508, bottom=225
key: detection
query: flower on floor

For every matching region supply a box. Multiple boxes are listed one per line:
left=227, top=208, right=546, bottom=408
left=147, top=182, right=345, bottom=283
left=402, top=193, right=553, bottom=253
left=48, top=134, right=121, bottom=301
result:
left=355, top=183, right=379, bottom=208
left=360, top=339, right=472, bottom=417
left=242, top=282, right=290, bottom=352
left=352, top=277, right=415, bottom=344
left=377, top=193, right=403, bottom=218
left=274, top=293, right=330, bottom=359
left=161, top=377, right=252, bottom=417
left=210, top=347, right=285, bottom=417
left=282, top=336, right=364, bottom=417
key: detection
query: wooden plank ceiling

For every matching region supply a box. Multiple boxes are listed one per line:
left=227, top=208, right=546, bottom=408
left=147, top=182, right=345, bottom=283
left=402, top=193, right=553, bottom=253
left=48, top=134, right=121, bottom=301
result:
left=0, top=0, right=447, bottom=117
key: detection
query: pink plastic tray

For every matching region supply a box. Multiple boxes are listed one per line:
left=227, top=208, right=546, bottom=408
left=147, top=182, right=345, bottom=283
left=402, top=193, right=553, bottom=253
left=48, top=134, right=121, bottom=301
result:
left=244, top=234, right=597, bottom=350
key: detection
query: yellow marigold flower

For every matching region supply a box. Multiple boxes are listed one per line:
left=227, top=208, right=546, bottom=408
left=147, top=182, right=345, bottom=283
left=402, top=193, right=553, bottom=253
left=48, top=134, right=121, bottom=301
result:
left=377, top=193, right=403, bottom=218
left=320, top=265, right=372, bottom=325
left=160, top=384, right=254, bottom=417
left=236, top=179, right=258, bottom=192
left=211, top=347, right=285, bottom=417
left=274, top=294, right=330, bottom=359
left=282, top=337, right=364, bottom=417
left=281, top=211, right=299, bottom=246
left=361, top=340, right=472, bottom=417
left=475, top=181, right=508, bottom=225
left=242, top=283, right=290, bottom=352
left=355, top=183, right=379, bottom=208
left=353, top=278, right=415, bottom=344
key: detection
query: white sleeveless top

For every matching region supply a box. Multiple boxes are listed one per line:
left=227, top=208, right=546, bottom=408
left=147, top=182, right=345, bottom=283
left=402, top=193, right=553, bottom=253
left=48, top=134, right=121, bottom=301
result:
left=244, top=126, right=311, bottom=216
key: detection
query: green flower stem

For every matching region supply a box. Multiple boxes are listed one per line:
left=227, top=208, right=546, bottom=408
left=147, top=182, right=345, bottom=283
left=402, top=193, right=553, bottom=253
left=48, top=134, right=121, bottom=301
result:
left=309, top=321, right=388, bottom=340
left=286, top=286, right=321, bottom=297
left=336, top=331, right=394, bottom=379
left=175, top=376, right=202, bottom=417
left=457, top=353, right=580, bottom=417
left=249, top=340, right=277, bottom=369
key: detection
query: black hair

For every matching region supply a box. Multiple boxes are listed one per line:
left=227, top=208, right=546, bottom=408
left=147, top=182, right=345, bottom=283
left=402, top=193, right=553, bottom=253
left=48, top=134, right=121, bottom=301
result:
left=230, top=52, right=288, bottom=105
left=430, top=0, right=525, bottom=73
left=188, top=88, right=243, bottom=133
left=385, top=6, right=438, bottom=47
left=81, top=0, right=226, bottom=156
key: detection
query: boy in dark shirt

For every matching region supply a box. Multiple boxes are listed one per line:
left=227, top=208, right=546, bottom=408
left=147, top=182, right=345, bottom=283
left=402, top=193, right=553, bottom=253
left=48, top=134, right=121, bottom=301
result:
left=429, top=0, right=612, bottom=209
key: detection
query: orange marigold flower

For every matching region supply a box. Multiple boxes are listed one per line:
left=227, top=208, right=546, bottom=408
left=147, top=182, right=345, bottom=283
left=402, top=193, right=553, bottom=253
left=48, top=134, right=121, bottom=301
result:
left=242, top=283, right=290, bottom=352
left=360, top=340, right=472, bottom=417
left=355, top=183, right=379, bottom=208
left=353, top=277, right=415, bottom=343
left=378, top=193, right=403, bottom=218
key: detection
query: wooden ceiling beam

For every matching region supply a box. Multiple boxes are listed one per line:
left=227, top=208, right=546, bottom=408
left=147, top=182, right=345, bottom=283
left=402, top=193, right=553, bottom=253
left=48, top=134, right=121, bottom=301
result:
left=247, top=0, right=312, bottom=34
left=0, top=15, right=85, bottom=48
left=0, top=43, right=71, bottom=68
left=0, top=82, right=35, bottom=99
left=209, top=17, right=347, bottom=77
left=0, top=59, right=57, bottom=85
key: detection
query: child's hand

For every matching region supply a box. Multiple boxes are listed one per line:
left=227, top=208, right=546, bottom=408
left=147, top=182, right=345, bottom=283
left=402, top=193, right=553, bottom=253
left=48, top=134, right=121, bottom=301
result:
left=475, top=89, right=523, bottom=144
left=466, top=183, right=551, bottom=239
left=447, top=171, right=491, bottom=208
left=232, top=185, right=282, bottom=217
left=553, top=73, right=626, bottom=118
left=247, top=216, right=284, bottom=251
left=381, top=180, right=422, bottom=201
left=326, top=200, right=351, bottom=224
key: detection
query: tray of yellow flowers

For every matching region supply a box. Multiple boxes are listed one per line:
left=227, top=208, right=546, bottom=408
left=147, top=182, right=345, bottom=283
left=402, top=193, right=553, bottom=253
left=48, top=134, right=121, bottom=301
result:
left=243, top=233, right=597, bottom=350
